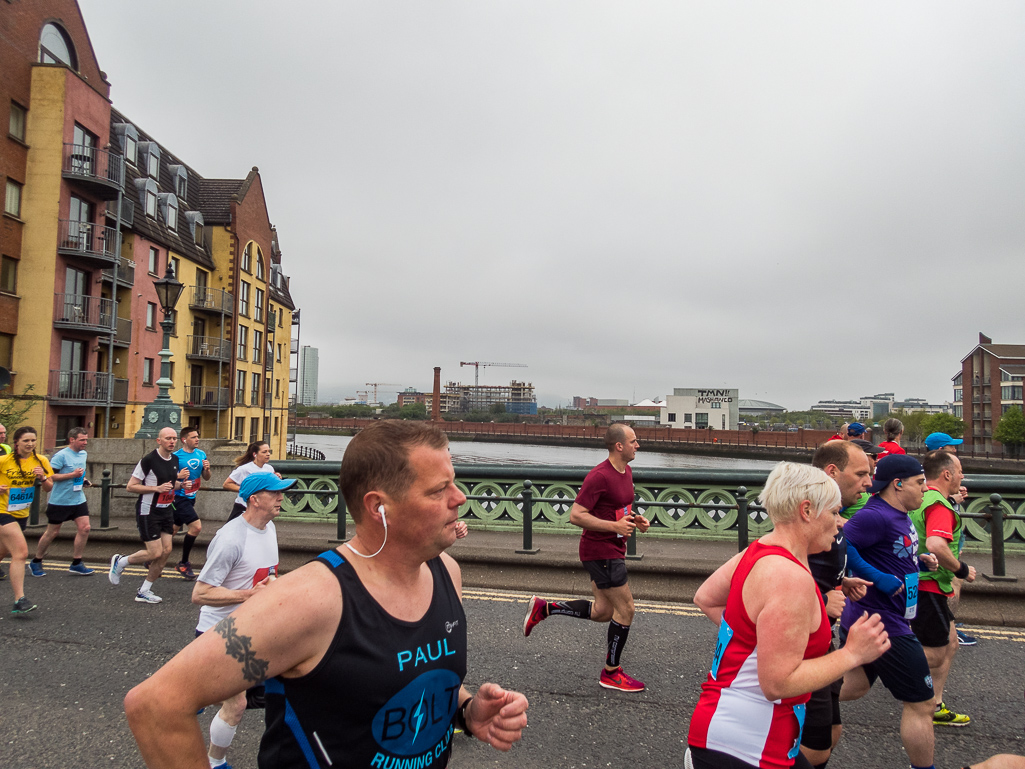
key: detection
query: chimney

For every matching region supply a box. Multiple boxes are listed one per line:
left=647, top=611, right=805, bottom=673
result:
left=979, top=332, right=992, bottom=345
left=432, top=367, right=441, bottom=421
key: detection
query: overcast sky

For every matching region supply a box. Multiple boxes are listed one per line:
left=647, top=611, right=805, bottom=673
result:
left=78, top=1, right=1025, bottom=409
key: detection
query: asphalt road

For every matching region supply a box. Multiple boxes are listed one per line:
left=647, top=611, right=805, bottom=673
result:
left=1, top=559, right=1023, bottom=769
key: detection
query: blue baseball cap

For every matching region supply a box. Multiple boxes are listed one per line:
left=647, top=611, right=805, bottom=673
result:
left=869, top=455, right=925, bottom=494
left=924, top=432, right=963, bottom=451
left=239, top=473, right=297, bottom=503
left=847, top=422, right=867, bottom=436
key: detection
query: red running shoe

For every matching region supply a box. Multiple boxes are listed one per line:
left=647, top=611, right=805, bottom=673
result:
left=599, top=667, right=645, bottom=692
left=523, top=595, right=548, bottom=637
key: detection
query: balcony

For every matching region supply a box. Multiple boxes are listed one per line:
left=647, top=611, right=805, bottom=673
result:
left=53, top=293, right=116, bottom=334
left=189, top=286, right=233, bottom=315
left=186, top=335, right=231, bottom=362
left=184, top=386, right=229, bottom=410
left=57, top=220, right=120, bottom=266
left=98, top=316, right=132, bottom=348
left=105, top=197, right=134, bottom=227
left=62, top=143, right=123, bottom=200
left=289, top=367, right=298, bottom=383
left=290, top=338, right=299, bottom=354
left=100, top=256, right=135, bottom=288
left=49, top=370, right=128, bottom=405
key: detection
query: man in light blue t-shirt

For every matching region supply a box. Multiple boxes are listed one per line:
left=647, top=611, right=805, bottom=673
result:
left=172, top=426, right=212, bottom=581
left=31, top=427, right=93, bottom=576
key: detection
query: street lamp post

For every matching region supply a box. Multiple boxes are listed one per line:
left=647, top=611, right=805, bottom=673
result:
left=135, top=264, right=185, bottom=438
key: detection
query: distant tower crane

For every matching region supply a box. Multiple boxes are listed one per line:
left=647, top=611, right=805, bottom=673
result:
left=459, top=361, right=528, bottom=411
left=365, top=383, right=401, bottom=403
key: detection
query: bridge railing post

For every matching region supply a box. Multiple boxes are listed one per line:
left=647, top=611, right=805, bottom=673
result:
left=737, top=486, right=749, bottom=551
left=516, top=480, right=539, bottom=554
left=97, top=469, right=116, bottom=530
left=984, top=493, right=1016, bottom=581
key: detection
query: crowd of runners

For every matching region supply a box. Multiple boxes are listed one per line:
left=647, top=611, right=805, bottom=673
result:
left=0, top=420, right=1022, bottom=768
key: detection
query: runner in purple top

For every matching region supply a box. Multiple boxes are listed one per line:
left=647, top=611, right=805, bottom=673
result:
left=522, top=424, right=651, bottom=692
left=839, top=454, right=941, bottom=769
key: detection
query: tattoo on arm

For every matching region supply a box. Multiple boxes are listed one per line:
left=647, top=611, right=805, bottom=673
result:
left=214, top=616, right=270, bottom=684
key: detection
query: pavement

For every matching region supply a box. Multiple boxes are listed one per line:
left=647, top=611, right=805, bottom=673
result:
left=20, top=513, right=1025, bottom=627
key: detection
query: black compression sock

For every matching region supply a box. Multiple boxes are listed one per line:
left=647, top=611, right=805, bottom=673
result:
left=546, top=599, right=592, bottom=619
left=71, top=558, right=82, bottom=566
left=606, top=620, right=631, bottom=668
left=31, top=558, right=43, bottom=564
left=181, top=534, right=197, bottom=563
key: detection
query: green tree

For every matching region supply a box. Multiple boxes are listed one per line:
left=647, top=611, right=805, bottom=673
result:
left=0, top=384, right=37, bottom=431
left=920, top=413, right=965, bottom=439
left=994, top=406, right=1025, bottom=458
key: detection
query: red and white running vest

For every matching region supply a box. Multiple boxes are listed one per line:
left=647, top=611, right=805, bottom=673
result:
left=688, top=541, right=831, bottom=769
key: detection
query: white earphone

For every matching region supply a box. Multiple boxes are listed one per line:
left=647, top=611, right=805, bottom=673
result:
left=345, top=503, right=388, bottom=559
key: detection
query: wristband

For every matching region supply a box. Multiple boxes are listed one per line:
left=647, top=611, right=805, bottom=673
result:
left=455, top=697, right=474, bottom=738
left=954, top=560, right=970, bottom=579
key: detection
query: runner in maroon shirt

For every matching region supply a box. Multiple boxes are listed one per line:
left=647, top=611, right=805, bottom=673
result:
left=522, top=424, right=651, bottom=692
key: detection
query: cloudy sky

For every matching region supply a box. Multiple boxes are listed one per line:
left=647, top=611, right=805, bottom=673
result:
left=78, top=1, right=1025, bottom=409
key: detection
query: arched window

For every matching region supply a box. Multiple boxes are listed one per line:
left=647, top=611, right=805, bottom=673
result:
left=39, top=23, right=77, bottom=69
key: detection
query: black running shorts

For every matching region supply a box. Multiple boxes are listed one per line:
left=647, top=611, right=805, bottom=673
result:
left=172, top=496, right=200, bottom=526
left=137, top=508, right=174, bottom=541
left=840, top=627, right=934, bottom=704
left=45, top=502, right=89, bottom=524
left=802, top=639, right=842, bottom=751
left=0, top=513, right=26, bottom=530
left=687, top=746, right=812, bottom=769
left=582, top=558, right=628, bottom=589
left=911, top=590, right=955, bottom=647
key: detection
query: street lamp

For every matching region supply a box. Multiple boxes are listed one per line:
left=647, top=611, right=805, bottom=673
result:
left=135, top=263, right=185, bottom=437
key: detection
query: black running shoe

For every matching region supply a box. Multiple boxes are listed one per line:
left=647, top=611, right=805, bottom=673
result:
left=12, top=596, right=37, bottom=614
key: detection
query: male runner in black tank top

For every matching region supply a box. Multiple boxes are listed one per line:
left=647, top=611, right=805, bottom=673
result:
left=126, top=421, right=529, bottom=768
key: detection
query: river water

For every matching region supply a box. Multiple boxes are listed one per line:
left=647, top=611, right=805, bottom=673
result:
left=294, top=432, right=778, bottom=469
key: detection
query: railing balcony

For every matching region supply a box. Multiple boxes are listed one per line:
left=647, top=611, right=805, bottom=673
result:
left=53, top=293, right=116, bottom=334
left=61, top=143, right=123, bottom=199
left=56, top=220, right=120, bottom=265
left=290, top=338, right=300, bottom=353
left=48, top=370, right=127, bottom=405
left=189, top=286, right=233, bottom=315
left=98, top=316, right=132, bottom=347
left=105, top=197, right=134, bottom=226
left=184, top=386, right=229, bottom=410
left=186, top=335, right=231, bottom=362
left=100, top=256, right=135, bottom=288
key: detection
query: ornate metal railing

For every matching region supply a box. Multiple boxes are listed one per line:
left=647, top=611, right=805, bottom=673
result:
left=268, top=462, right=1025, bottom=552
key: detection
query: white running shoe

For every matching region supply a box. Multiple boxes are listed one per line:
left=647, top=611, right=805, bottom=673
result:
left=108, top=554, right=126, bottom=586
left=135, top=590, right=162, bottom=604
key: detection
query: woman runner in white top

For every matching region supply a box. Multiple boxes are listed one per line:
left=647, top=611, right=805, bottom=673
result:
left=222, top=441, right=280, bottom=521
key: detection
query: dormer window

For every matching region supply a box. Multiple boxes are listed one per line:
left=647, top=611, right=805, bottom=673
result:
left=135, top=178, right=159, bottom=218
left=170, top=164, right=187, bottom=199
left=114, top=123, right=139, bottom=166
left=139, top=142, right=160, bottom=180
left=158, top=193, right=179, bottom=231
left=185, top=211, right=205, bottom=246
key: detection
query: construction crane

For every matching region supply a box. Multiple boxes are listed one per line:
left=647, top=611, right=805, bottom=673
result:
left=365, top=382, right=401, bottom=403
left=459, top=361, right=528, bottom=389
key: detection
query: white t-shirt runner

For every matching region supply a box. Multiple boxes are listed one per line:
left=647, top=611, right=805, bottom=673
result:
left=195, top=516, right=279, bottom=633
left=227, top=461, right=276, bottom=506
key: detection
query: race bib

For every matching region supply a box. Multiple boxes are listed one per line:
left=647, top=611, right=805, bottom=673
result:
left=710, top=618, right=734, bottom=680
left=156, top=490, right=174, bottom=508
left=7, top=485, right=34, bottom=512
left=616, top=504, right=632, bottom=539
left=904, top=572, right=919, bottom=619
left=73, top=478, right=84, bottom=492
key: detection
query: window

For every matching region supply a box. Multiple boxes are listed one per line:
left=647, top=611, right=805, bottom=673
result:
left=194, top=220, right=203, bottom=245
left=123, top=134, right=137, bottom=166
left=1, top=256, right=17, bottom=293
left=166, top=197, right=178, bottom=230
left=146, top=189, right=157, bottom=218
left=250, top=417, right=260, bottom=444
left=239, top=281, right=250, bottom=316
left=5, top=179, right=22, bottom=217
left=233, top=416, right=245, bottom=442
left=278, top=309, right=283, bottom=328
left=251, top=372, right=261, bottom=406
left=256, top=256, right=265, bottom=280
left=146, top=303, right=157, bottom=330
left=1002, top=386, right=1023, bottom=401
left=275, top=379, right=281, bottom=399
left=168, top=309, right=178, bottom=336
left=276, top=344, right=282, bottom=363
left=265, top=374, right=272, bottom=393
left=171, top=165, right=187, bottom=199
left=684, top=413, right=693, bottom=424
left=39, top=22, right=77, bottom=68
left=267, top=339, right=273, bottom=365
left=695, top=413, right=709, bottom=428
left=241, top=243, right=253, bottom=273
left=237, top=324, right=248, bottom=360
left=148, top=149, right=159, bottom=179
left=263, top=416, right=270, bottom=436
left=235, top=371, right=246, bottom=404
left=667, top=412, right=676, bottom=423
left=274, top=417, right=279, bottom=436
left=170, top=256, right=180, bottom=279
left=255, top=288, right=264, bottom=322
left=253, top=330, right=263, bottom=363
left=954, top=388, right=962, bottom=402
left=149, top=247, right=159, bottom=275
left=143, top=358, right=155, bottom=386
left=9, top=103, right=26, bottom=142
